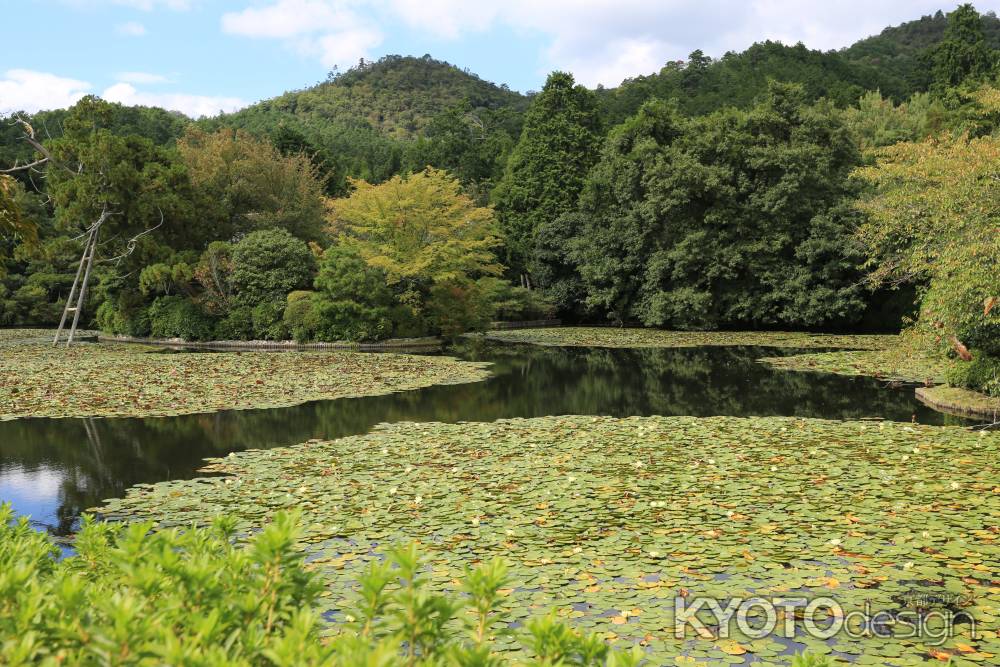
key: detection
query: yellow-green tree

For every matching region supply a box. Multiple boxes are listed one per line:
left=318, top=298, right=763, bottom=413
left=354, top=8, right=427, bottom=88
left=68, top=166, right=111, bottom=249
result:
left=855, top=86, right=1000, bottom=386
left=178, top=128, right=327, bottom=243
left=327, top=168, right=503, bottom=337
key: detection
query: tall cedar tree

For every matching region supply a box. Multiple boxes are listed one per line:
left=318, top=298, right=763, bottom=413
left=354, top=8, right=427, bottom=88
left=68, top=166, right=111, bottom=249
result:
left=492, top=72, right=602, bottom=282
left=929, top=4, right=998, bottom=88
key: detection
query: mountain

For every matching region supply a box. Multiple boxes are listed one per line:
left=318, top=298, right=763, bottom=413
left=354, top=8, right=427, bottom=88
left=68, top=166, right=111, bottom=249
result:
left=596, top=41, right=895, bottom=125
left=841, top=9, right=1000, bottom=96
left=596, top=7, right=1000, bottom=125
left=216, top=55, right=528, bottom=141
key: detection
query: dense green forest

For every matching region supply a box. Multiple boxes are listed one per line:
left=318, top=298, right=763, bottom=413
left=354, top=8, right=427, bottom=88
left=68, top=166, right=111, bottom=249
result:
left=1, top=4, right=998, bottom=398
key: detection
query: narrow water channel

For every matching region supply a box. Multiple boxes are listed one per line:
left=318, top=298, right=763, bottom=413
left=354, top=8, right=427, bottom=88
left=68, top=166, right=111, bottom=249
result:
left=0, top=340, right=969, bottom=535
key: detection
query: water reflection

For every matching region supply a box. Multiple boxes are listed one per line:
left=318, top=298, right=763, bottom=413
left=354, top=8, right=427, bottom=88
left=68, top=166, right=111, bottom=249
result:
left=0, top=341, right=970, bottom=534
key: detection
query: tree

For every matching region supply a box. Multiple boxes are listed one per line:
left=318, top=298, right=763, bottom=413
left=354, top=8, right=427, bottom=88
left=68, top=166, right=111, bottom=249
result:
left=177, top=128, right=327, bottom=242
left=328, top=168, right=502, bottom=335
left=570, top=84, right=867, bottom=329
left=929, top=4, right=997, bottom=88
left=855, top=87, right=1000, bottom=377
left=562, top=100, right=685, bottom=321
left=492, top=72, right=602, bottom=281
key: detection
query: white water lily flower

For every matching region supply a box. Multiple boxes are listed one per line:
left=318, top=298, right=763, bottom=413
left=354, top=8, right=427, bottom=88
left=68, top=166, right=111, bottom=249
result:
left=770, top=466, right=778, bottom=472
left=707, top=459, right=715, bottom=465
left=901, top=455, right=909, bottom=462
left=902, top=562, right=914, bottom=570
left=388, top=487, right=398, bottom=496
left=829, top=538, right=841, bottom=546
left=471, top=516, right=480, bottom=526
left=950, top=482, right=960, bottom=490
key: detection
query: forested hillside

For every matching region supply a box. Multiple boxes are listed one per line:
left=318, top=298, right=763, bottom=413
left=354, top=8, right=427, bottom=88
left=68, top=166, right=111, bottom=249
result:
left=843, top=8, right=1000, bottom=93
left=2, top=4, right=998, bottom=401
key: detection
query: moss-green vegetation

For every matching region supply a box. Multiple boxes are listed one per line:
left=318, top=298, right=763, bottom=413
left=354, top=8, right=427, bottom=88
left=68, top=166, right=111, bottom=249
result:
left=916, top=386, right=1000, bottom=420
left=1, top=503, right=652, bottom=666
left=482, top=327, right=897, bottom=350
left=0, top=506, right=328, bottom=665
left=99, top=415, right=999, bottom=665
left=758, top=349, right=949, bottom=384
left=0, top=341, right=490, bottom=420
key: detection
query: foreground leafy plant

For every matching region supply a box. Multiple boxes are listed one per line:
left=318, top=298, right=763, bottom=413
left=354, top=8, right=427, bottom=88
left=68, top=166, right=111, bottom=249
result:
left=1, top=504, right=645, bottom=666
left=0, top=505, right=329, bottom=665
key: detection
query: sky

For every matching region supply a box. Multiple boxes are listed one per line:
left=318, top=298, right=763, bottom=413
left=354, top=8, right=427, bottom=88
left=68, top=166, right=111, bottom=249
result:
left=1, top=0, right=998, bottom=118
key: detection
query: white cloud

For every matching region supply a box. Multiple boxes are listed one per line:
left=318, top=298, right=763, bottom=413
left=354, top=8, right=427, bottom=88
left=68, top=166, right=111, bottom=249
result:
left=116, top=71, right=170, bottom=84
left=222, top=0, right=384, bottom=69
left=0, top=69, right=244, bottom=118
left=115, top=20, right=147, bottom=36
left=101, top=82, right=246, bottom=118
left=0, top=69, right=91, bottom=114
left=222, top=1, right=952, bottom=87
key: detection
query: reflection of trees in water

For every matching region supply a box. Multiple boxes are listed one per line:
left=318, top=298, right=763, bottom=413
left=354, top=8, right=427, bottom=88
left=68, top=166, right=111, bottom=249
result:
left=0, top=342, right=966, bottom=534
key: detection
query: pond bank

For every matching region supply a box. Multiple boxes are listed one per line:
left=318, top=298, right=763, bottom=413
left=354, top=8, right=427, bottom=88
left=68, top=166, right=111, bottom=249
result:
left=916, top=385, right=1000, bottom=421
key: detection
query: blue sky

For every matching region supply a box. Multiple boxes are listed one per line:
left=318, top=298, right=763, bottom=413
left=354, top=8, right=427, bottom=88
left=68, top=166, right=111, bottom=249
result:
left=2, top=1, right=996, bottom=117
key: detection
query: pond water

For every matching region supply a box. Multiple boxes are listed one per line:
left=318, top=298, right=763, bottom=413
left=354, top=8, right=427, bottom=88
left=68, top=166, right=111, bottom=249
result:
left=0, top=340, right=970, bottom=535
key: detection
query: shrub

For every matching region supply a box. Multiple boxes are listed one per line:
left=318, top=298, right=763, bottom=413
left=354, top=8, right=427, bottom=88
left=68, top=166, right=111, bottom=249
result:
left=251, top=299, right=288, bottom=340
left=426, top=279, right=495, bottom=339
left=148, top=295, right=215, bottom=341
left=947, top=350, right=1000, bottom=397
left=282, top=290, right=322, bottom=342
left=95, top=298, right=151, bottom=337
left=231, top=228, right=315, bottom=307
left=313, top=245, right=397, bottom=342
left=214, top=304, right=255, bottom=341
left=482, top=278, right=557, bottom=321
left=313, top=300, right=394, bottom=342
left=0, top=504, right=328, bottom=665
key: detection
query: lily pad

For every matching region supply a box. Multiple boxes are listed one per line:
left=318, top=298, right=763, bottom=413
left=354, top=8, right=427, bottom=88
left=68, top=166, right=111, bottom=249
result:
left=97, top=415, right=1000, bottom=664
left=480, top=327, right=898, bottom=350
left=0, top=342, right=490, bottom=420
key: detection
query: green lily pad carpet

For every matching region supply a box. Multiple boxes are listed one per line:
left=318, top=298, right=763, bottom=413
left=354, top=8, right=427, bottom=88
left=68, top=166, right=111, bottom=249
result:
left=0, top=342, right=490, bottom=420
left=98, top=415, right=1000, bottom=665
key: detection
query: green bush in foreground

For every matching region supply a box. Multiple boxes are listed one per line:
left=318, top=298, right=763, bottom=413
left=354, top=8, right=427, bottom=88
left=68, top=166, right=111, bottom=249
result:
left=1, top=504, right=833, bottom=666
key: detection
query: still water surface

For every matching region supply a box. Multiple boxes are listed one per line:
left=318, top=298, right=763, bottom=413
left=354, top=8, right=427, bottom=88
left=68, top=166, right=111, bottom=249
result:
left=0, top=340, right=969, bottom=535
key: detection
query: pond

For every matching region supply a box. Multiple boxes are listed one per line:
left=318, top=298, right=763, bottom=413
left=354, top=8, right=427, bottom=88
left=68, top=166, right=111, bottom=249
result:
left=0, top=339, right=970, bottom=535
